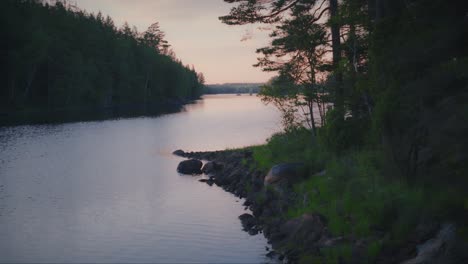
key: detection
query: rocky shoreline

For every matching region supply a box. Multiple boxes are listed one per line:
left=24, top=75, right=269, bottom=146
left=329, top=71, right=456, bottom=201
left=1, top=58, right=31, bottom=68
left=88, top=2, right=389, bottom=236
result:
left=173, top=149, right=465, bottom=264
left=173, top=148, right=345, bottom=262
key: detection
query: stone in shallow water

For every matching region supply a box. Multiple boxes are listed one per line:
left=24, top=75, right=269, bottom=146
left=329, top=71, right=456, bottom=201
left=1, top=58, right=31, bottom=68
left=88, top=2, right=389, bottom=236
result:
left=239, top=213, right=255, bottom=227
left=177, top=159, right=202, bottom=175
left=239, top=213, right=261, bottom=235
left=172, top=149, right=185, bottom=156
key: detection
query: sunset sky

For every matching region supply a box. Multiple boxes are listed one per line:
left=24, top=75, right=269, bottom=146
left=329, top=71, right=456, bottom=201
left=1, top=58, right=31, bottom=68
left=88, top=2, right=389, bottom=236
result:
left=73, top=0, right=276, bottom=84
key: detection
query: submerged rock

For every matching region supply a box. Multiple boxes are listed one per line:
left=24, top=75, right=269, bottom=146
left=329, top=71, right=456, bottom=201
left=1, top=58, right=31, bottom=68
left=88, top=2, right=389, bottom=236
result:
left=172, top=149, right=186, bottom=156
left=198, top=178, right=214, bottom=186
left=177, top=159, right=202, bottom=175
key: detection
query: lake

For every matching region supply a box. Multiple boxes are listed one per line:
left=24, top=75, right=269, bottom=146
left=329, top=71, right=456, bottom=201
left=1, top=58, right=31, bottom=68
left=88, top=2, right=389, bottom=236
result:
left=0, top=94, right=281, bottom=263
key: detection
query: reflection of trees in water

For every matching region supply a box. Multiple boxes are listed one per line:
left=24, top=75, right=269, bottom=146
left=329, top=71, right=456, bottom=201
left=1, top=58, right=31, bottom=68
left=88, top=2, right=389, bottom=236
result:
left=182, top=98, right=205, bottom=112
left=0, top=101, right=185, bottom=126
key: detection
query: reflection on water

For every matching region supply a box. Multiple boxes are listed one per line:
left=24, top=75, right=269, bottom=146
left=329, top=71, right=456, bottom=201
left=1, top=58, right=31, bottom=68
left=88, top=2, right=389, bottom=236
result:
left=0, top=95, right=281, bottom=263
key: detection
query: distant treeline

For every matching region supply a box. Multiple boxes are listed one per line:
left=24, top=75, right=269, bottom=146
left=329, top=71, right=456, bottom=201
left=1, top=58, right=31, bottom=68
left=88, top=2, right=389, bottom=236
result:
left=1, top=0, right=205, bottom=118
left=205, top=83, right=262, bottom=94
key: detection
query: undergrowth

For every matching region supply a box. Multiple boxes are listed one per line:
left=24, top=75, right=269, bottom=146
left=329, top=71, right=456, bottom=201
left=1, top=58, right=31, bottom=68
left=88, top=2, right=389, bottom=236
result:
left=250, top=128, right=465, bottom=262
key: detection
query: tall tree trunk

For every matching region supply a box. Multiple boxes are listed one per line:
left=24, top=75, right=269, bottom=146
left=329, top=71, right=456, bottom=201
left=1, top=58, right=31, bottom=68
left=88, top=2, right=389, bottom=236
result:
left=317, top=97, right=325, bottom=126
left=329, top=0, right=343, bottom=119
left=350, top=24, right=358, bottom=74
left=347, top=23, right=359, bottom=117
left=309, top=100, right=317, bottom=135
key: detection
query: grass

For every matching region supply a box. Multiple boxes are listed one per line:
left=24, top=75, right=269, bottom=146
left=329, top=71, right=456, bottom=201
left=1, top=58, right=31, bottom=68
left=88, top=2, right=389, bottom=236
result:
left=250, top=127, right=327, bottom=172
left=250, top=128, right=466, bottom=261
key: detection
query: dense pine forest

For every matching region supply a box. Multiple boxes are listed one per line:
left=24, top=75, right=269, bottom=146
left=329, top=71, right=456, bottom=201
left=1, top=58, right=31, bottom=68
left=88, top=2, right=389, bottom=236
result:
left=1, top=0, right=205, bottom=123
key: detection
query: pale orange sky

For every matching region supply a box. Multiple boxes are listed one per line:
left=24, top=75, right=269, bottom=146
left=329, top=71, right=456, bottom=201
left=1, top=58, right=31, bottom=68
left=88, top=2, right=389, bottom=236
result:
left=73, top=0, right=276, bottom=84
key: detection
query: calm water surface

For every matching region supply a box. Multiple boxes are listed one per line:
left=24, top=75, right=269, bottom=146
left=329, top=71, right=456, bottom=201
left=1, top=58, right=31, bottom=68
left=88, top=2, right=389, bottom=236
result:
left=0, top=95, right=281, bottom=263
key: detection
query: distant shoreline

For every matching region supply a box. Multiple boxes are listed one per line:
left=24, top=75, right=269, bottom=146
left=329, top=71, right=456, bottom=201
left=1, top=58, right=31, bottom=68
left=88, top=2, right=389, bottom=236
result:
left=205, top=83, right=263, bottom=94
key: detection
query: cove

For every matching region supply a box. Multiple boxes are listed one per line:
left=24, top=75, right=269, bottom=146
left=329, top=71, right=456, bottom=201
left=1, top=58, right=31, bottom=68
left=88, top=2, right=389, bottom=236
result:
left=0, top=94, right=280, bottom=263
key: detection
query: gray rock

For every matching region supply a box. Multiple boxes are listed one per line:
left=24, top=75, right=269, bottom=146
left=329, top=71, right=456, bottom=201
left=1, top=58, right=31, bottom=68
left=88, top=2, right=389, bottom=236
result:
left=401, top=223, right=460, bottom=264
left=201, top=161, right=223, bottom=174
left=239, top=213, right=260, bottom=235
left=198, top=178, right=214, bottom=186
left=264, top=163, right=307, bottom=186
left=177, top=159, right=202, bottom=175
left=279, top=213, right=327, bottom=246
left=172, top=149, right=185, bottom=156
left=266, top=250, right=278, bottom=258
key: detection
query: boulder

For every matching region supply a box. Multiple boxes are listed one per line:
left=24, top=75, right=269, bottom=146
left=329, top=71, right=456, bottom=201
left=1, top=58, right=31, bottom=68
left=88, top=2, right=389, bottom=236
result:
left=266, top=250, right=278, bottom=258
left=201, top=161, right=223, bottom=174
left=280, top=213, right=327, bottom=245
left=177, top=159, right=202, bottom=175
left=239, top=213, right=256, bottom=229
left=401, top=223, right=461, bottom=264
left=264, top=163, right=306, bottom=186
left=239, top=213, right=260, bottom=235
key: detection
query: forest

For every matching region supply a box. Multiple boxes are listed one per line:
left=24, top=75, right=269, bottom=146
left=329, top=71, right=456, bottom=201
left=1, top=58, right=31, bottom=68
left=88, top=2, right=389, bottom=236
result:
left=220, top=0, right=468, bottom=262
left=1, top=0, right=467, bottom=262
left=1, top=0, right=205, bottom=123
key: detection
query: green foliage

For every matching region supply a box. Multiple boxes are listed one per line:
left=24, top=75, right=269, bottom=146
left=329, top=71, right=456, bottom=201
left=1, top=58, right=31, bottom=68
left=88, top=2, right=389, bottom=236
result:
left=252, top=128, right=326, bottom=172
left=237, top=0, right=338, bottom=134
left=366, top=240, right=382, bottom=262
left=287, top=148, right=428, bottom=239
left=254, top=128, right=463, bottom=259
left=298, top=254, right=321, bottom=264
left=321, top=244, right=353, bottom=264
left=318, top=108, right=370, bottom=153
left=1, top=0, right=204, bottom=118
left=224, top=0, right=468, bottom=261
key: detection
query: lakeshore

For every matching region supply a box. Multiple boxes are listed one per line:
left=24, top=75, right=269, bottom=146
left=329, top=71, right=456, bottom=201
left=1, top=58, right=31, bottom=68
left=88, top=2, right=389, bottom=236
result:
left=174, top=148, right=466, bottom=263
left=0, top=95, right=279, bottom=263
